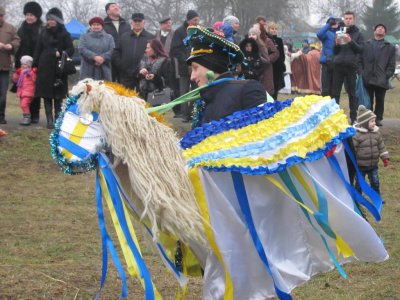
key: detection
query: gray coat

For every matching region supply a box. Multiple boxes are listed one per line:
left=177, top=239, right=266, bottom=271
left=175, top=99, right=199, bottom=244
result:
left=79, top=30, right=115, bottom=81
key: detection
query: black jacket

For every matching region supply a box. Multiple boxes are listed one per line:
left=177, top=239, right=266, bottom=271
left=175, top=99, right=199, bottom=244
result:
left=33, top=24, right=74, bottom=99
left=112, top=29, right=155, bottom=79
left=103, top=16, right=131, bottom=46
left=271, top=35, right=286, bottom=91
left=361, top=39, right=396, bottom=89
left=333, top=25, right=364, bottom=68
left=170, top=21, right=191, bottom=77
left=239, top=38, right=267, bottom=80
left=200, top=73, right=266, bottom=124
left=15, top=20, right=44, bottom=68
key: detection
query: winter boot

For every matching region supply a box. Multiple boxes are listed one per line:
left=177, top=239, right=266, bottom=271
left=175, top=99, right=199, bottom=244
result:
left=20, top=114, right=31, bottom=126
left=44, top=99, right=54, bottom=129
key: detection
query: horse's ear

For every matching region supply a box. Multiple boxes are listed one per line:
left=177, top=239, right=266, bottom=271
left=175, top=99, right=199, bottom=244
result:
left=86, top=83, right=92, bottom=94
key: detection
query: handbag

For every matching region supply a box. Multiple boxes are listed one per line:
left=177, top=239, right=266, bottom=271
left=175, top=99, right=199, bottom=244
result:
left=356, top=75, right=371, bottom=109
left=57, top=51, right=76, bottom=76
left=146, top=87, right=173, bottom=106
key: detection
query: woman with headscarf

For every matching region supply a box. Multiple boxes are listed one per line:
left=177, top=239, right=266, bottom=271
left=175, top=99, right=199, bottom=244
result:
left=33, top=7, right=74, bottom=129
left=78, top=17, right=114, bottom=81
left=15, top=1, right=44, bottom=124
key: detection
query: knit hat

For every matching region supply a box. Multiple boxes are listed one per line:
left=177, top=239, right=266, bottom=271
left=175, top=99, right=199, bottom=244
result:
left=185, top=25, right=244, bottom=74
left=89, top=16, right=104, bottom=26
left=374, top=23, right=387, bottom=33
left=20, top=55, right=33, bottom=67
left=356, top=105, right=376, bottom=128
left=186, top=10, right=199, bottom=21
left=46, top=7, right=64, bottom=24
left=248, top=27, right=261, bottom=38
left=223, top=15, right=240, bottom=26
left=212, top=21, right=223, bottom=31
left=23, top=2, right=42, bottom=19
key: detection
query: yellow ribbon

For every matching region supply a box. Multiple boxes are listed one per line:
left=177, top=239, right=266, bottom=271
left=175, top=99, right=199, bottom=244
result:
left=189, top=168, right=234, bottom=300
left=98, top=170, right=162, bottom=299
left=61, top=117, right=90, bottom=160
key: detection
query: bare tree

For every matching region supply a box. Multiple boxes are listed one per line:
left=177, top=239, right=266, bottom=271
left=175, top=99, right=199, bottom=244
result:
left=310, top=0, right=368, bottom=23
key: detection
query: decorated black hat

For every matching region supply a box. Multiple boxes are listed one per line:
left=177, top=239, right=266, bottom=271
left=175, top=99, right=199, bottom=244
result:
left=23, top=2, right=42, bottom=19
left=185, top=25, right=244, bottom=73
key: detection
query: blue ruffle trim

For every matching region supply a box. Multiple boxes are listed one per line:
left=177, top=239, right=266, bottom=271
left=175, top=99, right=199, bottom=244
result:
left=186, top=100, right=342, bottom=167
left=181, top=99, right=294, bottom=149
left=197, top=128, right=356, bottom=175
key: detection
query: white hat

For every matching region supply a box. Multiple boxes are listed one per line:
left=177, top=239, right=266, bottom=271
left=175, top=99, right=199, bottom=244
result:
left=20, top=55, right=33, bottom=67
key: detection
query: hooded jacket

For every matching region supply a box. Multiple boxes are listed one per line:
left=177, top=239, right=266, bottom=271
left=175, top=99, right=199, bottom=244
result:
left=317, top=18, right=337, bottom=64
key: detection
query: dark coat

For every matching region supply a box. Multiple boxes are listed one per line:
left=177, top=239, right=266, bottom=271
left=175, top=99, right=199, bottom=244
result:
left=138, top=56, right=171, bottom=98
left=200, top=72, right=266, bottom=124
left=112, top=29, right=155, bottom=83
left=360, top=39, right=396, bottom=89
left=353, top=125, right=389, bottom=169
left=103, top=16, right=131, bottom=46
left=33, top=24, right=74, bottom=99
left=239, top=38, right=267, bottom=80
left=271, top=35, right=286, bottom=92
left=333, top=25, right=364, bottom=68
left=155, top=30, right=174, bottom=55
left=170, top=21, right=191, bottom=77
left=15, top=20, right=44, bottom=68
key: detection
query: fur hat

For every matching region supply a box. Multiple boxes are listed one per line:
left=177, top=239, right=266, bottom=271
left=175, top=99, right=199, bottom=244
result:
left=46, top=7, right=64, bottom=24
left=356, top=105, right=376, bottom=128
left=223, top=15, right=240, bottom=26
left=23, top=2, right=42, bottom=19
left=131, top=13, right=144, bottom=21
left=159, top=17, right=171, bottom=24
left=185, top=25, right=244, bottom=74
left=20, top=55, right=33, bottom=67
left=89, top=16, right=104, bottom=26
left=186, top=10, right=199, bottom=21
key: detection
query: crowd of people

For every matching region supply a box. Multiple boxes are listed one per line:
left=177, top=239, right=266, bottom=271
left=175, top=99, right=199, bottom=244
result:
left=0, top=3, right=396, bottom=128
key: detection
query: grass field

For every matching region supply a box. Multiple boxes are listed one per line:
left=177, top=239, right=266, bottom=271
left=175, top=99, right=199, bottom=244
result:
left=0, top=82, right=399, bottom=299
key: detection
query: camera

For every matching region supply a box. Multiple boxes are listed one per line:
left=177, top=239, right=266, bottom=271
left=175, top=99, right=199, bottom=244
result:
left=336, top=27, right=348, bottom=45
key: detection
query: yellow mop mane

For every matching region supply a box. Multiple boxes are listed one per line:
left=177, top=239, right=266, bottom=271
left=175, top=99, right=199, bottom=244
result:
left=70, top=80, right=206, bottom=246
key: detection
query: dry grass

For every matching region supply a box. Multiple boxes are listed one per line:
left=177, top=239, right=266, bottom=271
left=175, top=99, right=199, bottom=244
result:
left=0, top=81, right=399, bottom=299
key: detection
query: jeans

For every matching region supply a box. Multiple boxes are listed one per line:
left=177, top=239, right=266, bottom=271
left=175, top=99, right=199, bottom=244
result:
left=365, top=84, right=387, bottom=121
left=355, top=166, right=380, bottom=195
left=331, top=64, right=357, bottom=123
left=321, top=62, right=334, bottom=97
left=0, top=71, right=10, bottom=120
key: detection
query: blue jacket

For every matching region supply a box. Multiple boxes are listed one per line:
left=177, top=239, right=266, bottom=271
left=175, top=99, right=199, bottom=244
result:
left=317, top=23, right=336, bottom=64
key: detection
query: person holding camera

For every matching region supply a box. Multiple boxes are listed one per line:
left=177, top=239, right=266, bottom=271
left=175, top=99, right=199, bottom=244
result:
left=317, top=16, right=340, bottom=97
left=330, top=11, right=364, bottom=124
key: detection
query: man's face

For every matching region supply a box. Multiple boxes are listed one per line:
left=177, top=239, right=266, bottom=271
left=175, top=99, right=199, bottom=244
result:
left=107, top=4, right=120, bottom=18
left=188, top=17, right=200, bottom=26
left=375, top=25, right=386, bottom=37
left=132, top=19, right=144, bottom=32
left=190, top=61, right=209, bottom=86
left=232, top=22, right=240, bottom=32
left=160, top=20, right=172, bottom=31
left=343, top=14, right=355, bottom=27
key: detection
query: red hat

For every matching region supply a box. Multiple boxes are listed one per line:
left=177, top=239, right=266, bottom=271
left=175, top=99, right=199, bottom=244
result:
left=89, top=16, right=104, bottom=26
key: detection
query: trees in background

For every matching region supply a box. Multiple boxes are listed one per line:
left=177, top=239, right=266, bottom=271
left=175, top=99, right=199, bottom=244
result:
left=362, top=0, right=400, bottom=38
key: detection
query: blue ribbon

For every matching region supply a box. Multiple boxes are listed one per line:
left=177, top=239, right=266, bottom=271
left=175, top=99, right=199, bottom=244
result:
left=67, top=104, right=99, bottom=121
left=99, top=154, right=183, bottom=280
left=58, top=135, right=90, bottom=159
left=231, top=172, right=292, bottom=300
left=98, top=154, right=155, bottom=300
left=95, top=171, right=128, bottom=299
left=279, top=169, right=347, bottom=278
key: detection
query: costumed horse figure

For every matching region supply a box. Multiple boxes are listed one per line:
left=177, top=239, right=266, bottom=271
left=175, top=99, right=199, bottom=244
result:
left=51, top=79, right=388, bottom=300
